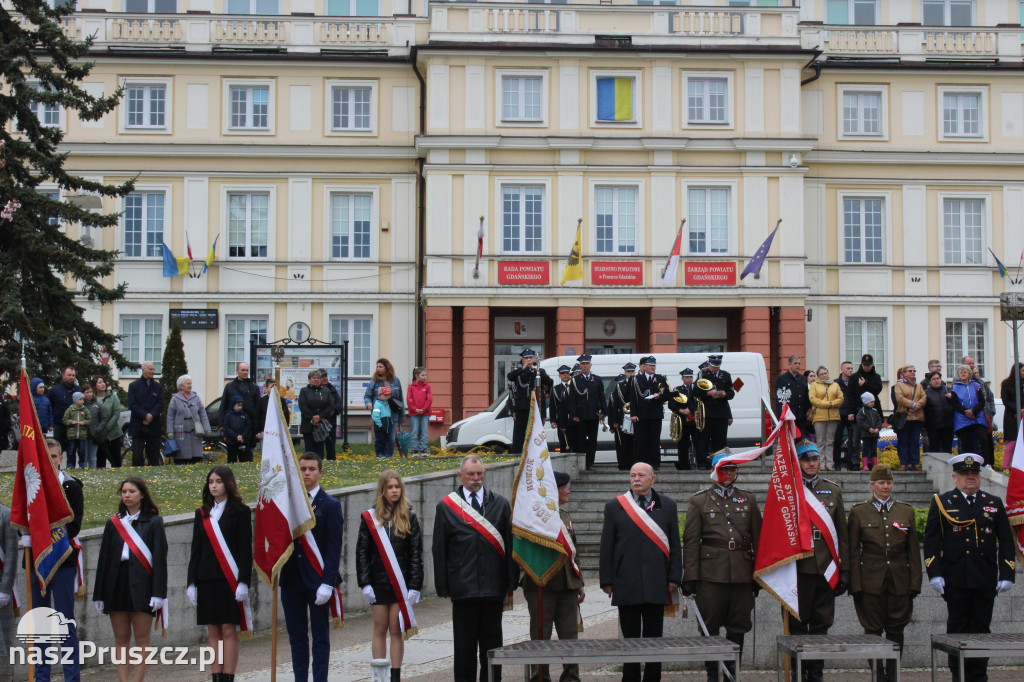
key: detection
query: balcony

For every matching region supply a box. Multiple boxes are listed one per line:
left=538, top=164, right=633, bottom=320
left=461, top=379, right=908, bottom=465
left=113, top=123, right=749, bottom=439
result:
left=428, top=3, right=801, bottom=48
left=803, top=24, right=1023, bottom=61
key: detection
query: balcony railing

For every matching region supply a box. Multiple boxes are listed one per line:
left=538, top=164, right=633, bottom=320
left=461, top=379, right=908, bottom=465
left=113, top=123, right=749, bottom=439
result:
left=803, top=25, right=1023, bottom=59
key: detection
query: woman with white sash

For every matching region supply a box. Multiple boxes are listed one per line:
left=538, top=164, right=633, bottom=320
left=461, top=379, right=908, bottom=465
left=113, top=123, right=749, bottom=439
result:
left=356, top=471, right=423, bottom=682
left=187, top=466, right=253, bottom=682
left=93, top=477, right=168, bottom=682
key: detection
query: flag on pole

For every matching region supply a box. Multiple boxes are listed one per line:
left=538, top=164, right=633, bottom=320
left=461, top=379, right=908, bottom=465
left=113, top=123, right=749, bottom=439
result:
left=988, top=248, right=1008, bottom=278
left=186, top=233, right=194, bottom=262
left=511, top=393, right=578, bottom=586
left=10, top=370, right=74, bottom=594
left=254, top=387, right=316, bottom=585
left=1005, top=409, right=1024, bottom=560
left=202, top=234, right=220, bottom=274
left=560, top=219, right=584, bottom=285
left=661, top=220, right=685, bottom=286
left=740, top=219, right=782, bottom=280
left=474, top=217, right=484, bottom=277
left=162, top=242, right=189, bottom=277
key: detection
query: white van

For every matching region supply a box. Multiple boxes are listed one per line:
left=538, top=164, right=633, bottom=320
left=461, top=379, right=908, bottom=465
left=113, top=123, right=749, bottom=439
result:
left=442, top=352, right=773, bottom=458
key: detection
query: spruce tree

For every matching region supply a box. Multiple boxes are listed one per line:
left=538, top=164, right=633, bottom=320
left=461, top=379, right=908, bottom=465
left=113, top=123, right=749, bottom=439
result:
left=0, top=1, right=135, bottom=385
left=159, top=322, right=188, bottom=424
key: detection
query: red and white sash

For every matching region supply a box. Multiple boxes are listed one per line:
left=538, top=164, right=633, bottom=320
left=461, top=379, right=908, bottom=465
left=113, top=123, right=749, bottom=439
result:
left=298, top=531, right=344, bottom=628
left=361, top=509, right=418, bottom=638
left=801, top=489, right=841, bottom=589
left=0, top=543, right=20, bottom=616
left=558, top=519, right=584, bottom=632
left=111, top=514, right=169, bottom=635
left=615, top=493, right=681, bottom=617
left=202, top=510, right=254, bottom=639
left=441, top=492, right=514, bottom=609
left=71, top=538, right=85, bottom=600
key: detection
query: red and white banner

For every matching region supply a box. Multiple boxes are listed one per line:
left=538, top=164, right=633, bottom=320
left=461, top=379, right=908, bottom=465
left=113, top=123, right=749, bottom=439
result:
left=660, top=222, right=684, bottom=287
left=202, top=511, right=254, bottom=639
left=72, top=538, right=85, bottom=600
left=441, top=492, right=506, bottom=559
left=1005, top=409, right=1024, bottom=560
left=254, top=387, right=316, bottom=585
left=112, top=514, right=169, bottom=635
left=361, top=509, right=417, bottom=637
left=298, top=531, right=344, bottom=627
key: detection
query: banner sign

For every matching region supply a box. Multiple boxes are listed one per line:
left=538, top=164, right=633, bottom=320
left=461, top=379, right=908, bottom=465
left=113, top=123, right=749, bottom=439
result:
left=684, top=261, right=737, bottom=286
left=591, top=262, right=643, bottom=286
left=498, top=262, right=550, bottom=285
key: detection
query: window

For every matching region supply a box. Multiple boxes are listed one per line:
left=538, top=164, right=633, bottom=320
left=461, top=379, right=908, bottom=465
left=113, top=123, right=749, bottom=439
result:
left=502, top=185, right=544, bottom=253
left=124, top=0, right=177, bottom=11
left=227, top=192, right=269, bottom=259
left=226, top=0, right=279, bottom=13
left=330, top=85, right=372, bottom=132
left=687, top=77, right=728, bottom=125
left=330, top=193, right=372, bottom=260
left=942, top=91, right=982, bottom=138
left=27, top=85, right=62, bottom=129
left=225, top=317, right=267, bottom=376
left=227, top=84, right=271, bottom=131
left=120, top=317, right=163, bottom=376
left=942, top=198, right=984, bottom=265
left=326, top=0, right=379, bottom=15
left=125, top=83, right=167, bottom=129
left=595, top=187, right=637, bottom=254
left=945, top=320, right=986, bottom=378
left=842, top=197, right=884, bottom=263
left=46, top=0, right=77, bottom=7
left=39, top=190, right=60, bottom=228
left=501, top=75, right=543, bottom=123
left=592, top=73, right=639, bottom=125
left=687, top=187, right=729, bottom=255
left=826, top=0, right=877, bottom=24
left=845, top=319, right=885, bottom=377
left=123, top=192, right=165, bottom=259
left=330, top=316, right=372, bottom=376
left=923, top=0, right=974, bottom=26
left=841, top=89, right=882, bottom=136
left=728, top=0, right=779, bottom=5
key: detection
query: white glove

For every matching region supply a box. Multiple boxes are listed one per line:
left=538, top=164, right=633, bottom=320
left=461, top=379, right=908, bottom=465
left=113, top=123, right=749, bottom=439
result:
left=235, top=583, right=249, bottom=602
left=149, top=596, right=165, bottom=612
left=315, top=584, right=333, bottom=606
left=930, top=576, right=945, bottom=595
left=362, top=585, right=376, bottom=605
left=186, top=584, right=197, bottom=606
left=407, top=590, right=420, bottom=605
left=19, top=535, right=31, bottom=549
left=997, top=580, right=1014, bottom=593
left=94, top=601, right=105, bottom=615
left=0, top=593, right=10, bottom=608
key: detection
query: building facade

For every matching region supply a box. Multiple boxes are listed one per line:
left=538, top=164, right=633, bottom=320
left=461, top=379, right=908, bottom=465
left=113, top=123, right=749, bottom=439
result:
left=10, top=0, right=1023, bottom=441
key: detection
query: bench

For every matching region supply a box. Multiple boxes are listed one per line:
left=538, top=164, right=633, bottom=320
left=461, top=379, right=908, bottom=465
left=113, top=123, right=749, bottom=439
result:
left=776, top=634, right=900, bottom=682
left=930, top=633, right=1024, bottom=682
left=488, top=636, right=741, bottom=681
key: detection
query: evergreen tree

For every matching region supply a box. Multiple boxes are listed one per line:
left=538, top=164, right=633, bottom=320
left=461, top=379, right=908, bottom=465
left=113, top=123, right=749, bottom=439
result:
left=0, top=1, right=135, bottom=385
left=159, top=322, right=188, bottom=424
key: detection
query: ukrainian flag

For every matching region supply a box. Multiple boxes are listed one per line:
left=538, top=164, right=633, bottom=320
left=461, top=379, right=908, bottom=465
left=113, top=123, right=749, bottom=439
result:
left=596, top=77, right=633, bottom=122
left=162, top=242, right=190, bottom=277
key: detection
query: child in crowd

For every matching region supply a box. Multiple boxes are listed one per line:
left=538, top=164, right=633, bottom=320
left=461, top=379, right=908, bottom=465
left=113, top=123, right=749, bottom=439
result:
left=63, top=391, right=91, bottom=469
left=856, top=391, right=882, bottom=471
left=31, top=377, right=53, bottom=434
left=82, top=386, right=106, bottom=469
left=372, top=385, right=394, bottom=459
left=222, top=396, right=253, bottom=463
left=406, top=367, right=433, bottom=457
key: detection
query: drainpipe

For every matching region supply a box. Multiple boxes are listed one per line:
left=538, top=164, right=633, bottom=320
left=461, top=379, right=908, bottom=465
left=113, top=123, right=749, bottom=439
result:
left=411, top=46, right=427, bottom=366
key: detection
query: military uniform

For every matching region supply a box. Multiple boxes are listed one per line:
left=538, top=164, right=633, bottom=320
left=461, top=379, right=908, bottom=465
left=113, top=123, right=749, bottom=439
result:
left=608, top=371, right=635, bottom=471
left=668, top=375, right=699, bottom=470
left=694, top=358, right=735, bottom=454
left=924, top=454, right=1016, bottom=682
left=549, top=367, right=574, bottom=453
left=629, top=359, right=669, bottom=470
left=566, top=361, right=604, bottom=470
left=683, top=483, right=762, bottom=681
left=508, top=351, right=539, bottom=455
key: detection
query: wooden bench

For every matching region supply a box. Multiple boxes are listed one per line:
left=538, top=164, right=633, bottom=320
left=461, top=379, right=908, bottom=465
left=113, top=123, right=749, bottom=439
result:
left=487, top=636, right=741, bottom=681
left=930, top=633, right=1024, bottom=682
left=776, top=634, right=900, bottom=682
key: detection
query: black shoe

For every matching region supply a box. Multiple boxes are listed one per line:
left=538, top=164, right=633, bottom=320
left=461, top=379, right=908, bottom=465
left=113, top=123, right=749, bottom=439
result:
left=391, top=668, right=401, bottom=682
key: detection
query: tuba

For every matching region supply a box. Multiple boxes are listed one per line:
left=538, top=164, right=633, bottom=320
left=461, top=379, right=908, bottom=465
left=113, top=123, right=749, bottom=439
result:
left=621, top=402, right=633, bottom=435
left=694, top=377, right=713, bottom=432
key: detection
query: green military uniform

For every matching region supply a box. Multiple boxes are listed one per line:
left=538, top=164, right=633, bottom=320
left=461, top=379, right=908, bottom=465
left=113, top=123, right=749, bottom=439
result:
left=522, top=506, right=584, bottom=682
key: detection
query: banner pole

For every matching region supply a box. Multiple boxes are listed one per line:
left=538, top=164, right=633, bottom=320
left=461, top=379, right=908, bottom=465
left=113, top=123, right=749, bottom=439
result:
left=24, top=548, right=34, bottom=682
left=782, top=604, right=790, bottom=681
left=270, top=577, right=278, bottom=682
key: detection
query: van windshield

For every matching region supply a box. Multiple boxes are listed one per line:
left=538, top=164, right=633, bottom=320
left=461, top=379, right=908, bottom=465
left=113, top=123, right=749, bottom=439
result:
left=488, top=390, right=509, bottom=412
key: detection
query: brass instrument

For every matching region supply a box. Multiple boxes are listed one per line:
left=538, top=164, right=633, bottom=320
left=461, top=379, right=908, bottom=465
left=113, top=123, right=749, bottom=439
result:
left=621, top=402, right=633, bottom=435
left=694, top=377, right=713, bottom=432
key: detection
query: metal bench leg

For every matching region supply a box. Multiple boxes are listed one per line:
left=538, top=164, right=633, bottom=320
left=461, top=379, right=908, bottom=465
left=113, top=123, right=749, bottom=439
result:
left=796, top=654, right=802, bottom=682
left=931, top=645, right=936, bottom=682
left=958, top=653, right=965, bottom=682
left=777, top=648, right=783, bottom=682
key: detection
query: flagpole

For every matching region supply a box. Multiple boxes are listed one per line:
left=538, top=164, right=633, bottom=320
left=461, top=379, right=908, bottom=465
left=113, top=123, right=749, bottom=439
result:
left=24, top=547, right=34, bottom=682
left=271, top=577, right=278, bottom=682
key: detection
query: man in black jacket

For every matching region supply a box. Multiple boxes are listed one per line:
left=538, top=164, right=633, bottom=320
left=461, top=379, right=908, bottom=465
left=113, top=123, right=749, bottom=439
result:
left=127, top=361, right=164, bottom=466
left=599, top=462, right=682, bottom=682
left=695, top=355, right=735, bottom=455
left=851, top=354, right=884, bottom=422
left=566, top=354, right=604, bottom=470
left=219, top=362, right=260, bottom=425
left=628, top=356, right=669, bottom=470
left=433, top=455, right=517, bottom=682
left=669, top=368, right=698, bottom=470
left=507, top=349, right=539, bottom=456
left=775, top=355, right=811, bottom=437
left=548, top=364, right=574, bottom=453
left=608, top=363, right=637, bottom=471
left=834, top=361, right=857, bottom=470
left=47, top=366, right=80, bottom=453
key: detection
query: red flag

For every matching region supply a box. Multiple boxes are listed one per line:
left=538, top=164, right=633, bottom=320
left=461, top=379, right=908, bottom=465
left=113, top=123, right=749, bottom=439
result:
left=186, top=233, right=194, bottom=261
left=1005, top=409, right=1024, bottom=560
left=660, top=220, right=684, bottom=287
left=10, top=370, right=74, bottom=593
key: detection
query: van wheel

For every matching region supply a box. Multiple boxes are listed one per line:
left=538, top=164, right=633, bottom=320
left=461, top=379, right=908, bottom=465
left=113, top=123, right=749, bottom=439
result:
left=483, top=442, right=509, bottom=455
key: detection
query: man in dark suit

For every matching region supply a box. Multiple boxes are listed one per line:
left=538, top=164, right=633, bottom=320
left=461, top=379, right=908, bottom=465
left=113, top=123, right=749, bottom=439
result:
left=280, top=453, right=343, bottom=682
left=566, top=354, right=604, bottom=470
left=433, top=455, right=517, bottom=682
left=548, top=364, right=574, bottom=453
left=127, top=361, right=164, bottom=466
left=608, top=363, right=637, bottom=471
left=508, top=349, right=539, bottom=455
left=628, top=356, right=669, bottom=470
left=599, top=462, right=682, bottom=682
left=925, top=453, right=1015, bottom=682
left=218, top=362, right=260, bottom=425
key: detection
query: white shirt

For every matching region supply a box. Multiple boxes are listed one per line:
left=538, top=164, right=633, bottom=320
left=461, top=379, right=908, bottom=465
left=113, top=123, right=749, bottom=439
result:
left=308, top=486, right=321, bottom=505
left=462, top=486, right=483, bottom=507
left=120, top=510, right=141, bottom=560
left=210, top=499, right=226, bottom=522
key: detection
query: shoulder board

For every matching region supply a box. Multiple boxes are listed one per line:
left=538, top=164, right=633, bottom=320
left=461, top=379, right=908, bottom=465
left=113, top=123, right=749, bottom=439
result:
left=893, top=500, right=913, bottom=509
left=820, top=477, right=840, bottom=487
left=733, top=487, right=755, bottom=498
left=851, top=500, right=870, bottom=508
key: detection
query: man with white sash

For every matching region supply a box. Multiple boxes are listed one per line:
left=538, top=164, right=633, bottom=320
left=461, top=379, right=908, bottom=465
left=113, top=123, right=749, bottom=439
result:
left=1, top=501, right=20, bottom=682
left=433, top=455, right=517, bottom=682
left=280, top=452, right=344, bottom=682
left=599, top=462, right=682, bottom=682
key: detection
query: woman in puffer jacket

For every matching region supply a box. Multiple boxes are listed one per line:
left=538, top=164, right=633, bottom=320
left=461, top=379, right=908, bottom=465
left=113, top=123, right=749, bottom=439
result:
left=809, top=365, right=844, bottom=471
left=950, top=364, right=989, bottom=462
left=356, top=470, right=423, bottom=682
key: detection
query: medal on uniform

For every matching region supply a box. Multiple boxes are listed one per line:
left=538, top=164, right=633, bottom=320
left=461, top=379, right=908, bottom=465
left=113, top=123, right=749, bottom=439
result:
left=892, top=521, right=908, bottom=535
left=709, top=512, right=716, bottom=519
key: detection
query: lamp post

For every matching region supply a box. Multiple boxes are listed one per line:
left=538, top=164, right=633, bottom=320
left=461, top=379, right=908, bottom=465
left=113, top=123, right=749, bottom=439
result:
left=1000, top=292, right=1024, bottom=435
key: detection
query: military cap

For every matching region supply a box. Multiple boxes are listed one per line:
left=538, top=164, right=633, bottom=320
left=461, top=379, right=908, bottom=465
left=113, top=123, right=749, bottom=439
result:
left=622, top=362, right=637, bottom=371
left=796, top=441, right=819, bottom=459
left=870, top=464, right=893, bottom=481
left=554, top=471, right=571, bottom=488
left=577, top=353, right=592, bottom=363
left=680, top=368, right=694, bottom=377
left=949, top=453, right=984, bottom=473
left=557, top=364, right=571, bottom=374
left=520, top=348, right=537, bottom=358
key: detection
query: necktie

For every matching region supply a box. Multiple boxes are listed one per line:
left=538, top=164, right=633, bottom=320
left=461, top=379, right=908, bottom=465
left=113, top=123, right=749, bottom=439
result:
left=471, top=492, right=482, bottom=513
left=967, top=495, right=975, bottom=509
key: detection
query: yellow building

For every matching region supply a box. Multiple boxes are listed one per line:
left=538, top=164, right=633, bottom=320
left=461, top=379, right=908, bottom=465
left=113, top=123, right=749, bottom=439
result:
left=11, top=0, right=1021, bottom=438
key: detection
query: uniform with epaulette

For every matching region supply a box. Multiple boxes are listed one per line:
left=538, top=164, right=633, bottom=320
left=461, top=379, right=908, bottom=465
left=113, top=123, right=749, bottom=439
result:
left=848, top=464, right=921, bottom=682
left=566, top=354, right=605, bottom=470
left=924, top=453, right=1016, bottom=682
left=693, top=355, right=735, bottom=455
left=682, top=451, right=762, bottom=682
left=628, top=356, right=670, bottom=470
left=608, top=363, right=637, bottom=471
left=507, top=348, right=539, bottom=456
left=668, top=368, right=700, bottom=470
left=787, top=441, right=849, bottom=682
left=548, top=365, right=574, bottom=454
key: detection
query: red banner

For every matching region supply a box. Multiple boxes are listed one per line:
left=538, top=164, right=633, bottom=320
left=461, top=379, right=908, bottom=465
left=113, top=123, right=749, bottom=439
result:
left=684, top=261, right=737, bottom=286
left=429, top=408, right=445, bottom=423
left=498, top=261, right=550, bottom=285
left=591, top=261, right=643, bottom=285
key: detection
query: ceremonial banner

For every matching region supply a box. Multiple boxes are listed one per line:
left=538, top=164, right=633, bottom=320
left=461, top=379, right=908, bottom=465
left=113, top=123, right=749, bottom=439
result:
left=1005, top=409, right=1024, bottom=559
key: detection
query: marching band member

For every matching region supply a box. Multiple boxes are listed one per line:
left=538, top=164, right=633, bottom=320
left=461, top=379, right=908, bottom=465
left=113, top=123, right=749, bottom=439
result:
left=608, top=363, right=637, bottom=471
left=693, top=355, right=735, bottom=455
left=668, top=369, right=699, bottom=470
left=628, top=356, right=669, bottom=470
left=566, top=354, right=604, bottom=470
left=549, top=365, right=574, bottom=453
left=507, top=349, right=539, bottom=455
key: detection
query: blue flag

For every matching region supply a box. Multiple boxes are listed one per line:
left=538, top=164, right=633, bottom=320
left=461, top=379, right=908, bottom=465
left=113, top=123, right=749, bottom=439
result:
left=740, top=219, right=782, bottom=280
left=988, top=248, right=1007, bottom=278
left=162, top=242, right=189, bottom=277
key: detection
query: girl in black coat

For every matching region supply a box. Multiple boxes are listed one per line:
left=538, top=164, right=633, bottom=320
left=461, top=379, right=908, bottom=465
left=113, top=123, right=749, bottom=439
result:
left=93, top=477, right=167, bottom=682
left=187, top=466, right=253, bottom=682
left=356, top=470, right=424, bottom=680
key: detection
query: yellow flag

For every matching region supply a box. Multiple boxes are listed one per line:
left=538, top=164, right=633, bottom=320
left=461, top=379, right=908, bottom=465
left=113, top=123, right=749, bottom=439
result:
left=561, top=220, right=583, bottom=285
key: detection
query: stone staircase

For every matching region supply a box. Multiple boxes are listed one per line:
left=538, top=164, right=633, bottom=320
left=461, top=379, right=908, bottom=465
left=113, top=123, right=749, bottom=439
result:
left=565, top=462, right=938, bottom=580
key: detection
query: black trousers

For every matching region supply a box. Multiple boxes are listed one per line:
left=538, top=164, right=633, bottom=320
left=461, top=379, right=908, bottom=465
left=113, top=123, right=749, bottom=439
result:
left=614, top=428, right=634, bottom=471
left=511, top=409, right=530, bottom=455
left=633, top=419, right=662, bottom=469
left=618, top=603, right=665, bottom=682
left=572, top=419, right=599, bottom=469
left=555, top=424, right=572, bottom=453
left=944, top=586, right=997, bottom=682
left=453, top=598, right=504, bottom=682
left=926, top=425, right=955, bottom=454
left=835, top=417, right=853, bottom=468
left=703, top=418, right=729, bottom=455
left=131, top=432, right=162, bottom=466
left=675, top=421, right=698, bottom=470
